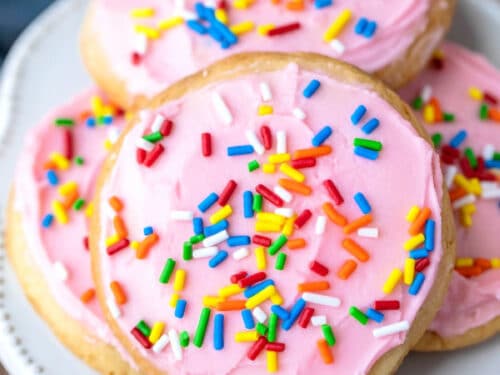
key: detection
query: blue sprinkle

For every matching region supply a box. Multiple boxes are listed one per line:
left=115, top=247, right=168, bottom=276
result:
left=198, top=192, right=219, bottom=213
left=243, top=280, right=275, bottom=298
left=46, top=170, right=59, bottom=186
left=143, top=226, right=154, bottom=236
left=193, top=217, right=204, bottom=235
left=363, top=21, right=377, bottom=38
left=103, top=115, right=113, bottom=125
left=243, top=191, right=253, bottom=218
left=212, top=20, right=238, bottom=46
left=303, top=79, right=321, bottom=98
left=194, top=2, right=211, bottom=20
left=175, top=299, right=187, bottom=318
left=227, top=145, right=254, bottom=156
left=485, top=160, right=500, bottom=169
left=409, top=249, right=429, bottom=259
left=449, top=129, right=467, bottom=148
left=209, top=250, right=228, bottom=268
left=354, top=146, right=379, bottom=160
left=312, top=125, right=333, bottom=147
left=271, top=305, right=290, bottom=320
left=186, top=20, right=208, bottom=35
left=354, top=192, right=371, bottom=214
left=354, top=17, right=369, bottom=34
left=241, top=309, right=255, bottom=329
left=351, top=105, right=367, bottom=125
left=204, top=220, right=229, bottom=236
left=361, top=118, right=380, bottom=134
left=409, top=272, right=425, bottom=295
left=86, top=117, right=96, bottom=127
left=425, top=219, right=435, bottom=251
left=314, top=0, right=332, bottom=9
left=227, top=235, right=251, bottom=247
left=366, top=308, right=384, bottom=323
left=208, top=25, right=224, bottom=42
left=282, top=298, right=306, bottom=330
left=42, top=214, right=54, bottom=228
left=214, top=314, right=224, bottom=350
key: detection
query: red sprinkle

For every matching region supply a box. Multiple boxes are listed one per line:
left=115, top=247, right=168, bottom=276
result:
left=252, top=235, right=272, bottom=247
left=374, top=300, right=400, bottom=310
left=484, top=91, right=498, bottom=105
left=298, top=307, right=315, bottom=328
left=136, top=148, right=146, bottom=164
left=131, top=52, right=142, bottom=66
left=294, top=209, right=312, bottom=229
left=201, top=133, right=212, bottom=157
left=131, top=327, right=152, bottom=349
left=160, top=119, right=173, bottom=136
left=230, top=271, right=248, bottom=284
left=309, top=260, right=329, bottom=276
left=144, top=144, right=165, bottom=167
left=459, top=157, right=474, bottom=178
left=247, top=336, right=267, bottom=360
left=83, top=236, right=89, bottom=251
left=63, top=129, right=73, bottom=159
left=323, top=179, right=344, bottom=205
left=267, top=22, right=301, bottom=37
left=441, top=145, right=460, bottom=159
left=218, top=180, right=238, bottom=206
left=238, top=272, right=267, bottom=288
left=107, top=239, right=130, bottom=255
left=255, top=184, right=284, bottom=207
left=290, top=157, right=316, bottom=169
left=260, top=125, right=272, bottom=150
left=266, top=342, right=286, bottom=352
left=415, top=258, right=431, bottom=272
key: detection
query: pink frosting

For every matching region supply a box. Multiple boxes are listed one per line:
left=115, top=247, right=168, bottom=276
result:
left=399, top=42, right=500, bottom=338
left=90, top=0, right=435, bottom=101
left=97, top=63, right=445, bottom=374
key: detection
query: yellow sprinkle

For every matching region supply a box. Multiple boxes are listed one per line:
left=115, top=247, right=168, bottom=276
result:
left=256, top=212, right=286, bottom=225
left=460, top=212, right=473, bottom=228
left=269, top=292, right=283, bottom=305
left=382, top=268, right=402, bottom=294
left=255, top=246, right=267, bottom=270
left=469, top=178, right=482, bottom=196
left=268, top=153, right=291, bottom=164
left=491, top=258, right=500, bottom=268
left=455, top=258, right=474, bottom=267
left=218, top=284, right=244, bottom=298
left=461, top=203, right=476, bottom=215
left=149, top=322, right=165, bottom=344
left=173, top=269, right=186, bottom=291
left=203, top=295, right=225, bottom=308
left=52, top=200, right=68, bottom=224
left=130, top=240, right=140, bottom=250
left=258, top=104, right=273, bottom=116
left=403, top=233, right=425, bottom=251
left=267, top=350, right=278, bottom=373
left=255, top=222, right=282, bottom=233
left=233, top=0, right=253, bottom=10
left=58, top=181, right=78, bottom=196
left=323, top=9, right=352, bottom=42
left=235, top=331, right=259, bottom=342
left=104, top=139, right=113, bottom=151
left=131, top=8, right=155, bottom=18
left=84, top=202, right=94, bottom=218
left=230, top=21, right=255, bottom=35
left=258, top=24, right=275, bottom=36
left=263, top=163, right=276, bottom=174
left=91, top=96, right=104, bottom=118
left=468, top=86, right=483, bottom=101
left=454, top=174, right=474, bottom=193
left=50, top=152, right=70, bottom=170
left=406, top=206, right=420, bottom=222
left=158, top=16, right=184, bottom=31
left=105, top=234, right=120, bottom=247
left=404, top=258, right=416, bottom=285
left=281, top=216, right=296, bottom=237
left=169, top=293, right=179, bottom=308
left=279, top=163, right=305, bottom=182
left=245, top=285, right=276, bottom=309
left=214, top=9, right=228, bottom=24
left=134, top=24, right=160, bottom=39
left=102, top=105, right=115, bottom=117
left=423, top=104, right=435, bottom=123
left=210, top=204, right=233, bottom=224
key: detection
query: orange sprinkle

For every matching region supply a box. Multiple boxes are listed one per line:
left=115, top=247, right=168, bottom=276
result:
left=136, top=233, right=159, bottom=259
left=79, top=110, right=93, bottom=122
left=43, top=160, right=57, bottom=170
left=286, top=0, right=304, bottom=11
left=341, top=238, right=370, bottom=262
left=322, top=202, right=347, bottom=226
left=278, top=178, right=312, bottom=195
left=409, top=207, right=431, bottom=235
left=293, top=145, right=332, bottom=160
left=343, top=214, right=373, bottom=234
left=110, top=281, right=127, bottom=305
left=287, top=238, right=307, bottom=250
left=297, top=281, right=330, bottom=292
left=317, top=339, right=334, bottom=364
left=80, top=288, right=95, bottom=303
left=109, top=196, right=124, bottom=212
left=455, top=266, right=483, bottom=278
left=489, top=108, right=500, bottom=122
left=62, top=189, right=79, bottom=210
left=429, top=97, right=443, bottom=122
left=113, top=215, right=128, bottom=239
left=475, top=258, right=492, bottom=271
left=337, top=260, right=357, bottom=280
left=215, top=299, right=246, bottom=311
left=449, top=186, right=467, bottom=202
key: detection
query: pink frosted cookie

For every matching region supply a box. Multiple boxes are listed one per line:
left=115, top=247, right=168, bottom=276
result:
left=400, top=42, right=500, bottom=351
left=81, top=0, right=456, bottom=108
left=90, top=53, right=455, bottom=374
left=5, top=91, right=137, bottom=374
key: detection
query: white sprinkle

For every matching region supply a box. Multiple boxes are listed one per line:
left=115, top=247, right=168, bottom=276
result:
left=357, top=227, right=379, bottom=238
left=276, top=131, right=287, bottom=153
left=168, top=329, right=183, bottom=361
left=329, top=39, right=345, bottom=55
left=452, top=194, right=476, bottom=209
left=179, top=9, right=197, bottom=20
left=445, top=165, right=458, bottom=189
left=245, top=130, right=265, bottom=155
left=212, top=92, right=233, bottom=125
left=151, top=114, right=166, bottom=132
left=259, top=82, right=272, bottom=102
left=273, top=186, right=292, bottom=203
left=311, top=315, right=327, bottom=326
left=203, top=230, right=229, bottom=247
left=107, top=128, right=120, bottom=144
left=420, top=85, right=432, bottom=103
left=132, top=33, right=148, bottom=55
left=136, top=138, right=155, bottom=152
left=233, top=247, right=250, bottom=260
left=152, top=334, right=170, bottom=353
left=170, top=210, right=194, bottom=221
left=252, top=306, right=268, bottom=323
left=107, top=298, right=121, bottom=319
left=302, top=292, right=341, bottom=307
left=105, top=202, right=117, bottom=219
left=482, top=144, right=495, bottom=160
left=274, top=208, right=294, bottom=218
left=204, top=0, right=217, bottom=8
left=53, top=261, right=68, bottom=281
left=315, top=215, right=327, bottom=235
left=481, top=181, right=498, bottom=191
left=373, top=320, right=410, bottom=338
left=292, top=108, right=306, bottom=120
left=192, top=246, right=218, bottom=259
left=482, top=187, right=500, bottom=199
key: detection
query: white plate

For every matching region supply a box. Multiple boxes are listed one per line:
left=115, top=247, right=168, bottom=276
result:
left=0, top=0, right=498, bottom=374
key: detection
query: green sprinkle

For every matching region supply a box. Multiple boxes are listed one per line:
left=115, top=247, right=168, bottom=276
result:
left=193, top=308, right=211, bottom=348
left=159, top=258, right=176, bottom=283
left=464, top=147, right=478, bottom=169
left=431, top=133, right=442, bottom=149
left=97, top=116, right=106, bottom=125
left=190, top=234, right=205, bottom=244
left=480, top=103, right=489, bottom=120
left=268, top=234, right=287, bottom=256
left=252, top=194, right=263, bottom=212
left=248, top=160, right=260, bottom=172
left=443, top=112, right=455, bottom=122
left=349, top=306, right=368, bottom=325
left=275, top=252, right=287, bottom=271
left=256, top=322, right=268, bottom=336
left=267, top=313, right=278, bottom=342
left=412, top=96, right=423, bottom=110
left=55, top=118, right=75, bottom=127
left=73, top=198, right=85, bottom=211
left=136, top=320, right=151, bottom=337
left=179, top=331, right=190, bottom=347
left=493, top=152, right=500, bottom=161
left=321, top=324, right=336, bottom=346
left=353, top=138, right=382, bottom=151
left=143, top=131, right=164, bottom=143
left=183, top=242, right=193, bottom=261
left=74, top=156, right=84, bottom=165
